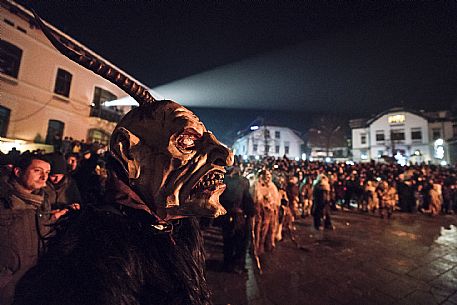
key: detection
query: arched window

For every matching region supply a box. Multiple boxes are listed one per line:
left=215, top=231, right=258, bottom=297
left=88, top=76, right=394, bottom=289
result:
left=88, top=128, right=110, bottom=145
left=0, top=105, right=11, bottom=137
left=0, top=40, right=23, bottom=78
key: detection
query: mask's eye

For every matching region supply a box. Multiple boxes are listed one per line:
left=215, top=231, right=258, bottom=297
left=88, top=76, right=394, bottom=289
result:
left=176, top=131, right=200, bottom=151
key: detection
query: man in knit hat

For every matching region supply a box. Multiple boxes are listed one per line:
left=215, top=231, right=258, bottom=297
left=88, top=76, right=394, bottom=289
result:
left=44, top=153, right=81, bottom=212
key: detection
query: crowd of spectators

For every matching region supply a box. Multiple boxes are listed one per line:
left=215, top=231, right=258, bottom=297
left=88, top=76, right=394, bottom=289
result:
left=0, top=145, right=456, bottom=302
left=214, top=155, right=457, bottom=274
left=238, top=156, right=457, bottom=218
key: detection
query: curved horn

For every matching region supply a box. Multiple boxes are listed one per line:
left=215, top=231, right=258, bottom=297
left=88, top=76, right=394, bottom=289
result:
left=31, top=10, right=155, bottom=106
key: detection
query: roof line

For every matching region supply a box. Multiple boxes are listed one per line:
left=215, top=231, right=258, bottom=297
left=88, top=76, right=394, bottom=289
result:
left=4, top=0, right=153, bottom=95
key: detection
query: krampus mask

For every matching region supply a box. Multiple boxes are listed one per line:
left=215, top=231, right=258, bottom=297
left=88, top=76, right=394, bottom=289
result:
left=33, top=12, right=233, bottom=221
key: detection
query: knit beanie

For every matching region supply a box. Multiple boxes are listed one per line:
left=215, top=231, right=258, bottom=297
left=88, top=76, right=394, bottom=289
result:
left=46, top=153, right=67, bottom=175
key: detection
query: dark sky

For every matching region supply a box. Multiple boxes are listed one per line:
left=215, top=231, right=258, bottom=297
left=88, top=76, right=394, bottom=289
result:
left=20, top=0, right=457, bottom=143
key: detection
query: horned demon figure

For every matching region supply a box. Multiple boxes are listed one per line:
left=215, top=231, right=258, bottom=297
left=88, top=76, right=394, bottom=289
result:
left=13, top=12, right=233, bottom=305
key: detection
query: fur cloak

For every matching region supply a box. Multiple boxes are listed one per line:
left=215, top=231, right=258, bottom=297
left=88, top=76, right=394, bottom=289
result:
left=14, top=173, right=211, bottom=305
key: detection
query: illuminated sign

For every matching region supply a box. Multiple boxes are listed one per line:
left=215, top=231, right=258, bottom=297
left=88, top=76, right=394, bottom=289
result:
left=388, top=114, right=405, bottom=124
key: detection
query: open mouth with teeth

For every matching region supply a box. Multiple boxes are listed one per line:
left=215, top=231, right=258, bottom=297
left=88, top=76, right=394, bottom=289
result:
left=165, top=170, right=227, bottom=220
left=190, top=171, right=225, bottom=196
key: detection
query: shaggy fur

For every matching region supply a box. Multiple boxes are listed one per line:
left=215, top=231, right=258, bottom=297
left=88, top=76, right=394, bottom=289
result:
left=14, top=207, right=211, bottom=305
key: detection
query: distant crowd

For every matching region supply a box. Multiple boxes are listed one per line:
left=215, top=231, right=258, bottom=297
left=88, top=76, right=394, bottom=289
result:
left=239, top=156, right=457, bottom=217
left=212, top=155, right=457, bottom=274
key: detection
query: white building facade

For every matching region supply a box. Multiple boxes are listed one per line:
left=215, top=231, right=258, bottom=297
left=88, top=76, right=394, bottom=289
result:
left=232, top=125, right=304, bottom=160
left=0, top=0, right=148, bottom=151
left=351, top=108, right=455, bottom=165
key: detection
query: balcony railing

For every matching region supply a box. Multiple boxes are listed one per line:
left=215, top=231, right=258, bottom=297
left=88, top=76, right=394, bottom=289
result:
left=90, top=106, right=122, bottom=123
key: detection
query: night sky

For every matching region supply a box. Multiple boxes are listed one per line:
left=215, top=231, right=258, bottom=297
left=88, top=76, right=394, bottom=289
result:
left=18, top=1, right=457, bottom=144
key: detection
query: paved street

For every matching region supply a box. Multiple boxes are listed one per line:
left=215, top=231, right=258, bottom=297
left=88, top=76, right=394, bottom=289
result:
left=203, top=211, right=457, bottom=305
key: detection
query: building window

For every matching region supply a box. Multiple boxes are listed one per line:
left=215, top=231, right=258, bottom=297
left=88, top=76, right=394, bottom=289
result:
left=88, top=128, right=110, bottom=146
left=264, top=129, right=270, bottom=138
left=265, top=145, right=270, bottom=153
left=275, top=131, right=280, bottom=139
left=388, top=114, right=405, bottom=124
left=0, top=40, right=23, bottom=78
left=253, top=144, right=258, bottom=152
left=275, top=145, right=280, bottom=153
left=0, top=106, right=11, bottom=137
left=92, top=87, right=118, bottom=107
left=391, top=129, right=405, bottom=141
left=90, top=87, right=120, bottom=122
left=375, top=131, right=384, bottom=142
left=411, top=128, right=422, bottom=141
left=284, top=146, right=289, bottom=154
left=377, top=150, right=384, bottom=158
left=361, top=133, right=367, bottom=145
left=453, top=124, right=457, bottom=138
left=45, top=120, right=65, bottom=145
left=432, top=128, right=441, bottom=140
left=54, top=68, right=72, bottom=97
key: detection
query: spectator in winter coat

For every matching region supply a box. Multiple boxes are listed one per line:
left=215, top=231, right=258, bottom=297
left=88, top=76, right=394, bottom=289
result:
left=44, top=153, right=81, bottom=211
left=219, top=166, right=255, bottom=273
left=0, top=154, right=54, bottom=305
left=65, top=153, right=79, bottom=174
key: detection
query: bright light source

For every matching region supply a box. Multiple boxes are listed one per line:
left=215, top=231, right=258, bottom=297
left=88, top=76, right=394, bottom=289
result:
left=414, top=150, right=421, bottom=156
left=273, top=164, right=279, bottom=169
left=345, top=160, right=354, bottom=165
left=301, top=153, right=307, bottom=160
left=325, top=157, right=331, bottom=162
left=102, top=96, right=139, bottom=107
left=360, top=152, right=368, bottom=160
left=434, top=138, right=444, bottom=146
left=394, top=152, right=406, bottom=166
left=242, top=155, right=248, bottom=160
left=440, top=160, right=447, bottom=166
left=388, top=114, right=405, bottom=124
left=309, top=157, right=314, bottom=161
left=255, top=155, right=260, bottom=160
left=435, top=146, right=444, bottom=159
left=0, top=141, right=21, bottom=153
left=294, top=157, right=300, bottom=161
left=250, top=125, right=259, bottom=131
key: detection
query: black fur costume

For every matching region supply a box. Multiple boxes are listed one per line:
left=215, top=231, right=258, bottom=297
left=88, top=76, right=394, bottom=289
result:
left=14, top=168, right=211, bottom=305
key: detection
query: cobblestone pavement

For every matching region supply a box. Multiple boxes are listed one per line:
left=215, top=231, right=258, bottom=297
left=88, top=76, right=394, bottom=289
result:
left=203, top=211, right=457, bottom=305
